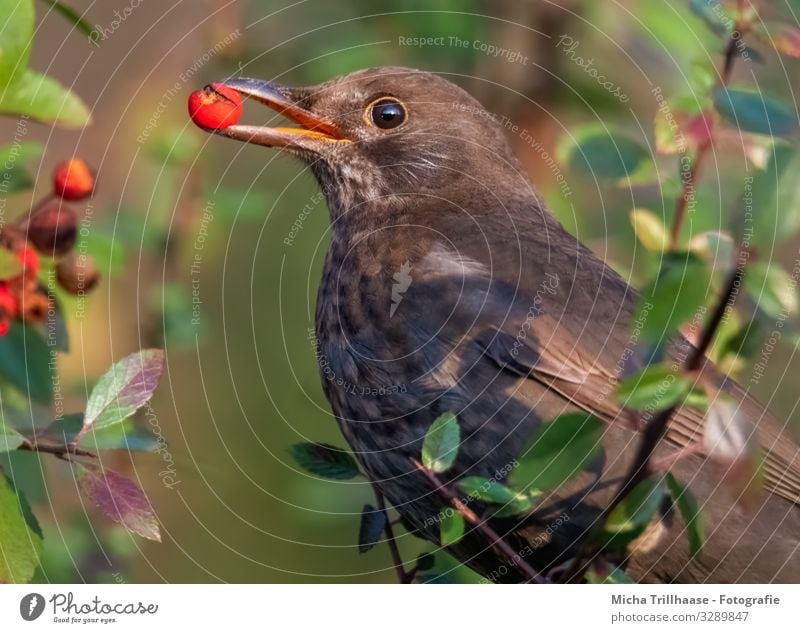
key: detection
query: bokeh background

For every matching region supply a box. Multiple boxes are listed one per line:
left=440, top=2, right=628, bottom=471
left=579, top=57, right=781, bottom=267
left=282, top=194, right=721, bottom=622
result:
left=2, top=0, right=799, bottom=582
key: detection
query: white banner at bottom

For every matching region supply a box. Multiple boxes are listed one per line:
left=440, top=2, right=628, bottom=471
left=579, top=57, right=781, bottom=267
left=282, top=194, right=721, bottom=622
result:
left=0, top=584, right=795, bottom=631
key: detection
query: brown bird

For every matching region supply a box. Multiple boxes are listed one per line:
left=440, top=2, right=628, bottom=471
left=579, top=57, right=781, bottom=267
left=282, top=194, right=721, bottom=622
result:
left=207, top=67, right=800, bottom=583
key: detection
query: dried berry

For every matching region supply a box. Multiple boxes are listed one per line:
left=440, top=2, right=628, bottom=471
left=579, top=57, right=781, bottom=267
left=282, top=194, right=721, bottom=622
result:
left=18, top=288, right=50, bottom=323
left=188, top=83, right=243, bottom=130
left=56, top=253, right=100, bottom=295
left=54, top=158, right=95, bottom=201
left=20, top=200, right=78, bottom=256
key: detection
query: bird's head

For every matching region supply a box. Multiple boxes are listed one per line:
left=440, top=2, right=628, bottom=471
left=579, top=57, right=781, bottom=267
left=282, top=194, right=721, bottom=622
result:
left=210, top=67, right=526, bottom=218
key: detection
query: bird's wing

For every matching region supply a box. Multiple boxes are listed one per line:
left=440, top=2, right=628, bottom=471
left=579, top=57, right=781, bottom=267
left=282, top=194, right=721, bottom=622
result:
left=415, top=204, right=800, bottom=506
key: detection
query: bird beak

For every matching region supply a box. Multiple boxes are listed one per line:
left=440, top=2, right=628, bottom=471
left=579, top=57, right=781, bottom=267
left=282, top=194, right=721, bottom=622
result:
left=212, top=77, right=349, bottom=149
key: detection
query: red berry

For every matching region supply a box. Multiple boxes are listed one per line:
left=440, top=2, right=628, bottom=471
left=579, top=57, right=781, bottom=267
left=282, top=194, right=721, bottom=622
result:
left=188, top=83, right=243, bottom=130
left=54, top=158, right=95, bottom=201
left=17, top=246, right=40, bottom=278
left=0, top=320, right=10, bottom=337
left=0, top=283, right=18, bottom=319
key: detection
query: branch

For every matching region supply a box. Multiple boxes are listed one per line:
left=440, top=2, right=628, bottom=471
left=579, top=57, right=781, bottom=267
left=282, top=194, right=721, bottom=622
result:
left=669, top=21, right=749, bottom=249
left=564, top=257, right=745, bottom=582
left=370, top=482, right=414, bottom=583
left=411, top=458, right=547, bottom=584
left=18, top=438, right=96, bottom=460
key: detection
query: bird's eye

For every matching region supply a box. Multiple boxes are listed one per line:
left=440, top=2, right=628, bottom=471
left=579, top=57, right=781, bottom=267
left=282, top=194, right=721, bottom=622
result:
left=368, top=98, right=407, bottom=130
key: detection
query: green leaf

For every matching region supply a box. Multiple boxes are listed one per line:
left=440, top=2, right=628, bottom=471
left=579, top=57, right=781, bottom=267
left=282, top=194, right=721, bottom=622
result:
left=357, top=504, right=386, bottom=553
left=602, top=477, right=666, bottom=549
left=0, top=141, right=42, bottom=194
left=0, top=420, right=25, bottom=452
left=0, top=322, right=54, bottom=404
left=635, top=257, right=711, bottom=342
left=83, top=349, right=164, bottom=434
left=289, top=442, right=360, bottom=480
left=38, top=0, right=95, bottom=40
left=0, top=470, right=43, bottom=582
left=561, top=128, right=650, bottom=181
left=0, top=248, right=23, bottom=280
left=84, top=421, right=160, bottom=452
left=745, top=262, right=798, bottom=318
left=457, top=476, right=538, bottom=517
left=421, top=412, right=460, bottom=473
left=630, top=209, right=668, bottom=252
left=440, top=510, right=465, bottom=546
left=457, top=476, right=518, bottom=504
left=509, top=413, right=603, bottom=491
left=665, top=472, right=704, bottom=557
left=0, top=0, right=34, bottom=86
left=616, top=364, right=692, bottom=411
left=683, top=386, right=710, bottom=411
left=713, top=87, right=796, bottom=137
left=585, top=563, right=636, bottom=584
left=0, top=70, right=90, bottom=128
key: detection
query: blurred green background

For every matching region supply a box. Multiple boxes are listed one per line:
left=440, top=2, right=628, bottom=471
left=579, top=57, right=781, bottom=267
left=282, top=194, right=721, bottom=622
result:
left=2, top=0, right=799, bottom=582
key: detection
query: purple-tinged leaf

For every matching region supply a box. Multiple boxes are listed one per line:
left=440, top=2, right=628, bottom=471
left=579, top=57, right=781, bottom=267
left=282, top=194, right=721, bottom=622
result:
left=755, top=22, right=800, bottom=58
left=78, top=465, right=161, bottom=542
left=80, top=349, right=164, bottom=436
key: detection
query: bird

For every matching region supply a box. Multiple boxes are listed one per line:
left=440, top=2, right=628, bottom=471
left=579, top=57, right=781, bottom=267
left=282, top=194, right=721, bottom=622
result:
left=205, top=67, right=800, bottom=583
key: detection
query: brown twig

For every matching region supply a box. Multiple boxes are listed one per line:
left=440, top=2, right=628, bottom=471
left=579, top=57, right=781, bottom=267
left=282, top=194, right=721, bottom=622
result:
left=410, top=458, right=547, bottom=584
left=564, top=256, right=745, bottom=583
left=564, top=17, right=752, bottom=580
left=669, top=21, right=749, bottom=249
left=18, top=438, right=96, bottom=460
left=370, top=482, right=413, bottom=583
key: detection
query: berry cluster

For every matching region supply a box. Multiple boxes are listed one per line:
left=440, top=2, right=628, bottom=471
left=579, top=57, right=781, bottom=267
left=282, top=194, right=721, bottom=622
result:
left=0, top=159, right=100, bottom=336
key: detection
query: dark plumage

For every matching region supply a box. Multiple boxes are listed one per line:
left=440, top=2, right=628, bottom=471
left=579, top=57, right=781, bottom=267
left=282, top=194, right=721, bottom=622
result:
left=212, top=67, right=800, bottom=582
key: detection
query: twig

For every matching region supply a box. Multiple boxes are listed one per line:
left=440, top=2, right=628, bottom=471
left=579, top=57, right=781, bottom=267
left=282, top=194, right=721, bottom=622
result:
left=370, top=482, right=413, bottom=583
left=669, top=23, right=748, bottom=249
left=411, top=458, right=547, bottom=584
left=563, top=12, right=754, bottom=584
left=564, top=258, right=745, bottom=582
left=18, top=438, right=96, bottom=460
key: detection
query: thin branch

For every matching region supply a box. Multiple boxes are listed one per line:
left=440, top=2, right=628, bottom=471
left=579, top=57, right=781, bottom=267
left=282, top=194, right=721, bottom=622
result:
left=669, top=23, right=748, bottom=249
left=564, top=258, right=745, bottom=582
left=411, top=458, right=547, bottom=584
left=370, top=482, right=413, bottom=583
left=18, top=438, right=96, bottom=460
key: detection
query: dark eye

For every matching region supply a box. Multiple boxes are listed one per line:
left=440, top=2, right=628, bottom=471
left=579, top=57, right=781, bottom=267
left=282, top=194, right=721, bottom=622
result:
left=369, top=98, right=406, bottom=129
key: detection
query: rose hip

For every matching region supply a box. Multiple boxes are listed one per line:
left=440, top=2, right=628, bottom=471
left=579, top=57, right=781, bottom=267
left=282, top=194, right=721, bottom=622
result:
left=188, top=83, right=243, bottom=130
left=54, top=158, right=95, bottom=200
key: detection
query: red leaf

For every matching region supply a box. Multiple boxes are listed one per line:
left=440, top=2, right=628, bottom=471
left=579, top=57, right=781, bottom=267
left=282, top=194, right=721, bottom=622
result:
left=684, top=112, right=714, bottom=148
left=79, top=465, right=161, bottom=542
left=757, top=22, right=800, bottom=58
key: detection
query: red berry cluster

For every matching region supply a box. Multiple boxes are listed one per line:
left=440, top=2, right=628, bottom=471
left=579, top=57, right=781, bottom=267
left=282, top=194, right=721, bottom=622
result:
left=0, top=158, right=100, bottom=336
